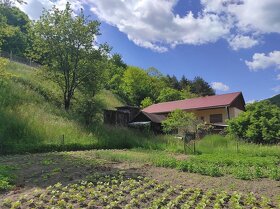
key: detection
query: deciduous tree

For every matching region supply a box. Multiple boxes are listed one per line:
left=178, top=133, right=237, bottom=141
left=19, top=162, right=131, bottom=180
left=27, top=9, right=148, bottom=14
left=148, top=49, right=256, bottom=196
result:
left=157, top=87, right=183, bottom=102
left=162, top=109, right=199, bottom=135
left=140, top=97, right=153, bottom=109
left=29, top=3, right=106, bottom=110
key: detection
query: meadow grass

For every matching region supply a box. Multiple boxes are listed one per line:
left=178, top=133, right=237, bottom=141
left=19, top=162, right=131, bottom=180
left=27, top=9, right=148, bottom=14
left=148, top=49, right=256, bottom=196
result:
left=195, top=135, right=280, bottom=157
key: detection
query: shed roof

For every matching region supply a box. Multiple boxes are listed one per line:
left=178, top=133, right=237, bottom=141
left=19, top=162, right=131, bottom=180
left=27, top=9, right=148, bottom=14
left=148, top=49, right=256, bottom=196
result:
left=143, top=92, right=244, bottom=114
left=131, top=111, right=166, bottom=123
left=141, top=111, right=166, bottom=123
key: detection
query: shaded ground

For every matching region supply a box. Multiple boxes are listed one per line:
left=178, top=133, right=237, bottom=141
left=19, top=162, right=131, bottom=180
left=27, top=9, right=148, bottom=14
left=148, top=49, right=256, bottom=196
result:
left=0, top=150, right=279, bottom=207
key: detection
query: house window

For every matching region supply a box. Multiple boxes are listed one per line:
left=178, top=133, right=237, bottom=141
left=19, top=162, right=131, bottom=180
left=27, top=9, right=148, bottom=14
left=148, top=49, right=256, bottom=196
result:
left=200, top=116, right=204, bottom=121
left=210, top=114, right=223, bottom=123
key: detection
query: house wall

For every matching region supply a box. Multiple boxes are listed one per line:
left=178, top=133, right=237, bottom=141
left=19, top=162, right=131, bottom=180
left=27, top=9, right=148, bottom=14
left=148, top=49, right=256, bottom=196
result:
left=191, top=108, right=228, bottom=124
left=229, top=107, right=243, bottom=119
left=150, top=107, right=244, bottom=126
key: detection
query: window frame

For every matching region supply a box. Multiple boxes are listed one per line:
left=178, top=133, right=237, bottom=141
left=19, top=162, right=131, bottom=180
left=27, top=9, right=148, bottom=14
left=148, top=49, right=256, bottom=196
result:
left=209, top=114, right=223, bottom=123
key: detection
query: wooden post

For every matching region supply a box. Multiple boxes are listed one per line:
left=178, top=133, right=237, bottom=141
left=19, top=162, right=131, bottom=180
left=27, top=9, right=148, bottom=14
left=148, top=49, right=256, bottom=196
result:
left=236, top=140, right=239, bottom=153
left=184, top=140, right=186, bottom=154
left=62, top=134, right=65, bottom=146
left=193, top=140, right=196, bottom=154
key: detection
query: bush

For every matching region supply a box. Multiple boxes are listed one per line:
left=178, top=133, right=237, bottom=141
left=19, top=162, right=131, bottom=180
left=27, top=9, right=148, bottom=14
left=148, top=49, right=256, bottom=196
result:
left=227, top=101, right=280, bottom=144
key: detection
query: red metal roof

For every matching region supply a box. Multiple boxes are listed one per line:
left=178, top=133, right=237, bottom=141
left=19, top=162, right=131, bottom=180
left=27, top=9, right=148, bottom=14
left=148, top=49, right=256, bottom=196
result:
left=143, top=92, right=244, bottom=114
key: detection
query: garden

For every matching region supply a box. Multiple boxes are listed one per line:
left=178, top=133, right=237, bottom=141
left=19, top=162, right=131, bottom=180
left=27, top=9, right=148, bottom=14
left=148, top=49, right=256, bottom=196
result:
left=0, top=142, right=280, bottom=208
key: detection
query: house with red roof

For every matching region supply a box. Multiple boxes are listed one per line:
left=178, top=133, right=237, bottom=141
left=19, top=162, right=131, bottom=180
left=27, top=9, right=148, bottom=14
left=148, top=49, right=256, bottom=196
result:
left=130, top=92, right=245, bottom=133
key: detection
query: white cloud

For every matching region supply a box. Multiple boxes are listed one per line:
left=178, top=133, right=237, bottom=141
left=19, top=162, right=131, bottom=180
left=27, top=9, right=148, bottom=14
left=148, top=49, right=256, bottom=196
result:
left=245, top=51, right=280, bottom=71
left=272, top=85, right=280, bottom=92
left=15, top=0, right=280, bottom=52
left=15, top=0, right=84, bottom=20
left=202, top=0, right=280, bottom=33
left=15, top=0, right=53, bottom=20
left=226, top=0, right=280, bottom=34
left=89, top=0, right=229, bottom=52
left=227, top=35, right=259, bottom=50
left=211, top=82, right=230, bottom=92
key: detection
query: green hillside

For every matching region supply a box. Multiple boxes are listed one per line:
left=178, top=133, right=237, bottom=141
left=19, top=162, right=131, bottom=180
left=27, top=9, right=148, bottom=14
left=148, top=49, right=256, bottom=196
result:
left=268, top=94, right=280, bottom=107
left=0, top=61, right=173, bottom=154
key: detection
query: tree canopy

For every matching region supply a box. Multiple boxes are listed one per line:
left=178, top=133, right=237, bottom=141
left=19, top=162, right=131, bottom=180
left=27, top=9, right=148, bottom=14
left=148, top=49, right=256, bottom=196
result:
left=29, top=3, right=107, bottom=110
left=157, top=87, right=183, bottom=102
left=0, top=3, right=30, bottom=56
left=191, top=76, right=215, bottom=96
left=162, top=109, right=199, bottom=134
left=227, top=101, right=280, bottom=144
left=140, top=97, right=154, bottom=109
left=121, top=66, right=157, bottom=105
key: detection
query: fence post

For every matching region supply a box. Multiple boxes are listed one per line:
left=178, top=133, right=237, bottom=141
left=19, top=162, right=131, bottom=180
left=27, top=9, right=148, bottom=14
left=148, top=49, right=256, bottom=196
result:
left=61, top=134, right=65, bottom=146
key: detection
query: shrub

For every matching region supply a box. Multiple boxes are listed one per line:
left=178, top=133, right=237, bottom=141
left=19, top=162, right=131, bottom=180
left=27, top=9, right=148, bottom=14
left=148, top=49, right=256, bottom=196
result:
left=227, top=101, right=280, bottom=144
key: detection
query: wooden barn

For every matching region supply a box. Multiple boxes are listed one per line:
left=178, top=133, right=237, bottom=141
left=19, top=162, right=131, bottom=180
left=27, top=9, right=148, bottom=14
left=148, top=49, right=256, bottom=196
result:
left=129, top=111, right=166, bottom=134
left=103, top=106, right=140, bottom=126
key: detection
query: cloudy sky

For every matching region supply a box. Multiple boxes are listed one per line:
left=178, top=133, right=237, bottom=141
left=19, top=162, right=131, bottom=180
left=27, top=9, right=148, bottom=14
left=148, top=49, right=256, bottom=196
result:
left=16, top=0, right=280, bottom=102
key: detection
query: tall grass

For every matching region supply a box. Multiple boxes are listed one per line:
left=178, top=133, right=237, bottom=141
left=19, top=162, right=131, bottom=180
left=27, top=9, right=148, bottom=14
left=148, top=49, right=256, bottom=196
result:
left=195, top=135, right=280, bottom=157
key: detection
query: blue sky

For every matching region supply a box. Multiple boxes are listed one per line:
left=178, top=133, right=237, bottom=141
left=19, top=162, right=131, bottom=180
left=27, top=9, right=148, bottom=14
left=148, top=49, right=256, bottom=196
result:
left=17, top=0, right=280, bottom=103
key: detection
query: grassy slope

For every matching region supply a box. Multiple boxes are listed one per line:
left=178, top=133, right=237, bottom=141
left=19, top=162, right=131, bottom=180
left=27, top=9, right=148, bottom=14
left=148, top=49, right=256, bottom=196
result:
left=0, top=61, right=182, bottom=154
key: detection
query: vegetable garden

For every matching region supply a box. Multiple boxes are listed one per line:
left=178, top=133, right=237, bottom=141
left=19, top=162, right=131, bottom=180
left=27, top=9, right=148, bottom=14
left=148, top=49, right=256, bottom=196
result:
left=2, top=173, right=279, bottom=209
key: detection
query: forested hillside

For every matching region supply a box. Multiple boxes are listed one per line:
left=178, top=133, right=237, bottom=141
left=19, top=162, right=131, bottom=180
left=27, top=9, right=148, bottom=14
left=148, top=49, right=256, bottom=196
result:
left=268, top=94, right=280, bottom=107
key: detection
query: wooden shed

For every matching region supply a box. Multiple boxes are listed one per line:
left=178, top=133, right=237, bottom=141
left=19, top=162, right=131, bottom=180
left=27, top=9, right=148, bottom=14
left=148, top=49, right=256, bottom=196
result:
left=103, top=106, right=140, bottom=126
left=129, top=111, right=166, bottom=134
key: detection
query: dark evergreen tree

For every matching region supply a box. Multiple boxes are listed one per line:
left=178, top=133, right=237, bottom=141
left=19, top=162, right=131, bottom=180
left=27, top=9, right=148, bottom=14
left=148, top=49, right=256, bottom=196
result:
left=191, top=76, right=215, bottom=96
left=179, top=75, right=191, bottom=90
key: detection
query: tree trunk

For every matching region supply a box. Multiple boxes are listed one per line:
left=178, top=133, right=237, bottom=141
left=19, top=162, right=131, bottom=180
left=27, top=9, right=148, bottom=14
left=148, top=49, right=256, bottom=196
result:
left=64, top=96, right=71, bottom=110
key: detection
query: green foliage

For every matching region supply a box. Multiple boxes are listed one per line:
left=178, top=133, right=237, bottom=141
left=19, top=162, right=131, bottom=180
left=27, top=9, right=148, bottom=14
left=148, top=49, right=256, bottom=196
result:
left=0, top=165, right=14, bottom=191
left=28, top=3, right=106, bottom=110
left=0, top=5, right=30, bottom=56
left=0, top=10, right=17, bottom=48
left=162, top=109, right=198, bottom=134
left=181, top=85, right=199, bottom=99
left=121, top=66, right=160, bottom=105
left=104, top=54, right=127, bottom=98
left=140, top=97, right=154, bottom=109
left=157, top=87, right=183, bottom=102
left=227, top=101, right=280, bottom=144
